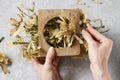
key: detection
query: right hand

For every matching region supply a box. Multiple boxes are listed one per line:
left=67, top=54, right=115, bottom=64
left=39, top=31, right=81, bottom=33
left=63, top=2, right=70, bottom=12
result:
left=82, top=24, right=113, bottom=80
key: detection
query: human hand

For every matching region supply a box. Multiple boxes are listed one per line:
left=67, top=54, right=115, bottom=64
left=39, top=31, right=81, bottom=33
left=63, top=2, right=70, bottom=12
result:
left=82, top=24, right=113, bottom=80
left=32, top=47, right=60, bottom=80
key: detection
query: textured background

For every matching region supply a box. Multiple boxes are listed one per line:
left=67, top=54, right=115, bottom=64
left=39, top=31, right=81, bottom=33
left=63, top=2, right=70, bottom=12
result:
left=0, top=0, right=120, bottom=80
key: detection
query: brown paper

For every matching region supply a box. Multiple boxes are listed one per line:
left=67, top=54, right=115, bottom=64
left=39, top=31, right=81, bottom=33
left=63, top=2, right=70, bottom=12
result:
left=38, top=9, right=81, bottom=57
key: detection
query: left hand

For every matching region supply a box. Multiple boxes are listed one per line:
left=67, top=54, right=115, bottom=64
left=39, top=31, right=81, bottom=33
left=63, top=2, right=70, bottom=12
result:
left=32, top=47, right=60, bottom=80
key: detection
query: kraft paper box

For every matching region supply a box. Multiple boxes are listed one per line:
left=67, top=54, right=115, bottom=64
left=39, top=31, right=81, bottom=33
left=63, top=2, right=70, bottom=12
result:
left=38, top=9, right=81, bottom=57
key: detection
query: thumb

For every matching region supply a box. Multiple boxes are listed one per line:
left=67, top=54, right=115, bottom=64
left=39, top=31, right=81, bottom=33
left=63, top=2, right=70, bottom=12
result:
left=82, top=30, right=96, bottom=45
left=45, top=47, right=55, bottom=66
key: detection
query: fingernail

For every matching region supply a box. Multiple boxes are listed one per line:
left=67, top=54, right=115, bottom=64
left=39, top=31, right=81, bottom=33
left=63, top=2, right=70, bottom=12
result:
left=86, top=23, right=90, bottom=26
left=50, top=47, right=54, bottom=50
left=49, top=47, right=54, bottom=53
left=86, top=24, right=90, bottom=29
left=50, top=47, right=54, bottom=49
left=82, top=29, right=86, bottom=34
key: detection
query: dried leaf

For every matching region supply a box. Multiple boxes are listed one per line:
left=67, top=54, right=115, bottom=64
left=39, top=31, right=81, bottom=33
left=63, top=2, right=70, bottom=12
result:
left=10, top=27, right=19, bottom=36
left=0, top=37, right=5, bottom=43
left=91, top=0, right=103, bottom=4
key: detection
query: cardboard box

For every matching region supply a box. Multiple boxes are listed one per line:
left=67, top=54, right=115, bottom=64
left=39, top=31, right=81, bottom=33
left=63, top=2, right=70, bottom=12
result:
left=38, top=9, right=81, bottom=57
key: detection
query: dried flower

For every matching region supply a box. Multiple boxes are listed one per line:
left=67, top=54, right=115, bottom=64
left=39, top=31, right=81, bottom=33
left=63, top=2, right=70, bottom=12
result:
left=0, top=51, right=11, bottom=74
left=9, top=2, right=109, bottom=59
left=9, top=2, right=39, bottom=61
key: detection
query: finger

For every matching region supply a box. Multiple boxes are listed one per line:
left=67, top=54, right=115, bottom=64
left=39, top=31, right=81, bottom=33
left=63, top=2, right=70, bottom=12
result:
left=86, top=24, right=107, bottom=42
left=53, top=57, right=60, bottom=67
left=32, top=58, right=42, bottom=70
left=82, top=29, right=96, bottom=45
left=45, top=47, right=55, bottom=66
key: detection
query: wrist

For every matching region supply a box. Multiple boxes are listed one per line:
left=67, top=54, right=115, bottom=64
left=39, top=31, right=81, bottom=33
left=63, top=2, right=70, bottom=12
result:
left=90, top=64, right=110, bottom=80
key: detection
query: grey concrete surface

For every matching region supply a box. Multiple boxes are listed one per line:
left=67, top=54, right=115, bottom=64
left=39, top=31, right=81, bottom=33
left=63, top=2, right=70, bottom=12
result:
left=0, top=0, right=120, bottom=80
